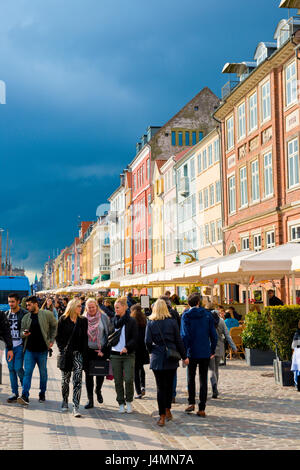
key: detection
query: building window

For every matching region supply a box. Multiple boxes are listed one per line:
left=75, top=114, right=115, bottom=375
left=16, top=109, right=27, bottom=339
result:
left=198, top=152, right=202, bottom=173
left=285, top=61, right=297, bottom=107
left=241, top=236, right=249, bottom=251
left=278, top=23, right=290, bottom=48
left=185, top=131, right=190, bottom=146
left=251, top=160, right=260, bottom=203
left=214, top=138, right=220, bottom=162
left=203, top=149, right=207, bottom=170
left=228, top=175, right=236, bottom=214
left=238, top=102, right=246, bottom=139
left=208, top=145, right=213, bottom=166
left=199, top=191, right=203, bottom=211
left=172, top=131, right=176, bottom=146
left=210, top=222, right=216, bottom=243
left=205, top=224, right=209, bottom=245
left=266, top=230, right=275, bottom=248
left=209, top=184, right=215, bottom=206
left=261, top=81, right=271, bottom=122
left=249, top=92, right=258, bottom=132
left=215, top=180, right=221, bottom=203
left=288, top=138, right=299, bottom=188
left=253, top=234, right=262, bottom=252
left=192, top=131, right=197, bottom=145
left=239, top=166, right=248, bottom=208
left=199, top=131, right=204, bottom=141
left=226, top=116, right=234, bottom=150
left=204, top=188, right=209, bottom=209
left=147, top=159, right=150, bottom=180
left=264, top=152, right=273, bottom=197
left=178, top=131, right=183, bottom=146
left=190, top=158, right=195, bottom=180
left=290, top=224, right=300, bottom=241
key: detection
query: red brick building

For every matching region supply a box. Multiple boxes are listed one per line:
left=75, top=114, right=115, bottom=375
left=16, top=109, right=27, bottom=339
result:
left=214, top=14, right=300, bottom=304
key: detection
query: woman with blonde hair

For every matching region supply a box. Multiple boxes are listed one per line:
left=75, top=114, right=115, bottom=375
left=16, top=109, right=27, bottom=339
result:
left=110, top=297, right=138, bottom=414
left=42, top=297, right=58, bottom=320
left=145, top=299, right=188, bottom=427
left=56, top=298, right=88, bottom=417
left=83, top=298, right=112, bottom=409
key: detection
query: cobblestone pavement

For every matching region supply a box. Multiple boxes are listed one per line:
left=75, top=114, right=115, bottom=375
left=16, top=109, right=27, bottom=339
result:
left=1, top=350, right=300, bottom=450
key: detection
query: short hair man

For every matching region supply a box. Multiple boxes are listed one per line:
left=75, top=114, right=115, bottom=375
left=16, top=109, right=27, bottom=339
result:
left=180, top=293, right=218, bottom=417
left=17, top=296, right=57, bottom=405
left=5, top=293, right=27, bottom=403
left=267, top=289, right=284, bottom=306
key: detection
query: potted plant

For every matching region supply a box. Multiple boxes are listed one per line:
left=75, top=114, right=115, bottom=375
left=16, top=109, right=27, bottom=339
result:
left=265, top=306, right=300, bottom=386
left=241, top=311, right=275, bottom=366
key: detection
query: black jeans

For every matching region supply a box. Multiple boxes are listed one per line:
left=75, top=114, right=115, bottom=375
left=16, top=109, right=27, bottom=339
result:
left=153, top=369, right=176, bottom=416
left=85, top=373, right=104, bottom=396
left=187, top=358, right=210, bottom=411
left=134, top=362, right=145, bottom=395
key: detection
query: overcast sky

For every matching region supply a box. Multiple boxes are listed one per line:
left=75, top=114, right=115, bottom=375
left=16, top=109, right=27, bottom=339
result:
left=0, top=0, right=288, bottom=282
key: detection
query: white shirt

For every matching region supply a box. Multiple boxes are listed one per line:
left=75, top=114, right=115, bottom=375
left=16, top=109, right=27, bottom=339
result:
left=8, top=311, right=22, bottom=348
left=111, top=325, right=126, bottom=352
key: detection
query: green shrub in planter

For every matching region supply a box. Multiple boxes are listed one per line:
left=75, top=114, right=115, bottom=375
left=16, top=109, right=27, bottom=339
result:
left=265, top=306, right=300, bottom=361
left=241, top=311, right=271, bottom=350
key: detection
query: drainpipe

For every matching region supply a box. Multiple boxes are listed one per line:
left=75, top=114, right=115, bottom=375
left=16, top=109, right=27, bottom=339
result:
left=213, top=115, right=225, bottom=257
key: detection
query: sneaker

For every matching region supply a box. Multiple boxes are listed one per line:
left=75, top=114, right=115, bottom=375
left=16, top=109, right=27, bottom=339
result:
left=141, top=388, right=145, bottom=396
left=17, top=395, right=29, bottom=406
left=61, top=401, right=69, bottom=412
left=134, top=394, right=142, bottom=399
left=7, top=394, right=19, bottom=403
left=126, top=402, right=133, bottom=413
left=119, top=404, right=125, bottom=413
left=39, top=393, right=45, bottom=402
left=73, top=407, right=81, bottom=417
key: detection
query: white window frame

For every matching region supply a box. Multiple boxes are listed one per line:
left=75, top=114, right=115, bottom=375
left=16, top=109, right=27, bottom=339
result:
left=264, top=151, right=273, bottom=198
left=199, top=190, right=204, bottom=211
left=204, top=188, right=209, bottom=209
left=215, top=180, right=221, bottom=203
left=285, top=61, right=297, bottom=108
left=266, top=230, right=275, bottom=248
left=198, top=152, right=202, bottom=173
left=210, top=221, right=216, bottom=243
left=290, top=224, right=300, bottom=242
left=203, top=149, right=207, bottom=170
left=251, top=159, right=260, bottom=203
left=239, top=166, right=248, bottom=208
left=205, top=224, right=210, bottom=245
left=208, top=145, right=213, bottom=166
left=226, top=116, right=234, bottom=151
left=238, top=102, right=246, bottom=140
left=241, top=236, right=249, bottom=251
left=248, top=92, right=258, bottom=133
left=228, top=175, right=236, bottom=215
left=287, top=138, right=300, bottom=189
left=214, top=139, right=220, bottom=162
left=217, top=220, right=222, bottom=242
left=261, top=81, right=271, bottom=123
left=209, top=184, right=215, bottom=207
left=253, top=234, right=262, bottom=252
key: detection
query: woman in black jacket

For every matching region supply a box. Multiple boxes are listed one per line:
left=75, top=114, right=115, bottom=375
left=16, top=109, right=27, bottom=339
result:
left=56, top=298, right=88, bottom=417
left=130, top=304, right=149, bottom=399
left=145, top=299, right=189, bottom=427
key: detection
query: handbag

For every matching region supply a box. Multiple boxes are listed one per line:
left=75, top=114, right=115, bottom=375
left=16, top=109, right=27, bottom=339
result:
left=107, top=328, right=122, bottom=348
left=154, top=322, right=182, bottom=362
left=88, top=358, right=110, bottom=376
left=57, top=321, right=77, bottom=371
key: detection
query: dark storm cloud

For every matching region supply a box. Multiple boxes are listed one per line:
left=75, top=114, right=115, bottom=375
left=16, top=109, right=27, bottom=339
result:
left=0, top=0, right=284, bottom=279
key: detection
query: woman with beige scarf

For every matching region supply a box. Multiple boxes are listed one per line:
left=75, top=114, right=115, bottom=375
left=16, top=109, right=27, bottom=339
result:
left=83, top=298, right=112, bottom=409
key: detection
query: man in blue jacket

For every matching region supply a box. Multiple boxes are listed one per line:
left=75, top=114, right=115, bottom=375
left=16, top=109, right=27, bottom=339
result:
left=180, top=293, right=218, bottom=417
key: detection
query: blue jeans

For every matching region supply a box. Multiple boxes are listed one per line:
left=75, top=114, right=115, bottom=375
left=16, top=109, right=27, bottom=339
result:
left=6, top=345, right=24, bottom=395
left=22, top=350, right=48, bottom=398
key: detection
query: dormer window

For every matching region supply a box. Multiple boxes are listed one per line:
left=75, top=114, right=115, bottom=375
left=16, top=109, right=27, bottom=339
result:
left=274, top=19, right=290, bottom=49
left=255, top=44, right=267, bottom=66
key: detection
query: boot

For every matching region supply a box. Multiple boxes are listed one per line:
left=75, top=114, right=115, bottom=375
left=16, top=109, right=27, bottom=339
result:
left=165, top=409, right=173, bottom=421
left=212, top=384, right=219, bottom=399
left=157, top=414, right=165, bottom=426
left=84, top=395, right=94, bottom=409
left=297, top=377, right=300, bottom=392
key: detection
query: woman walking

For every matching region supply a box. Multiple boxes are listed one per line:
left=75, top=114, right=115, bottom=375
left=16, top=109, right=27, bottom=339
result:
left=145, top=299, right=189, bottom=427
left=130, top=304, right=149, bottom=399
left=42, top=297, right=58, bottom=320
left=56, top=298, right=88, bottom=417
left=83, top=298, right=112, bottom=409
left=110, top=297, right=138, bottom=414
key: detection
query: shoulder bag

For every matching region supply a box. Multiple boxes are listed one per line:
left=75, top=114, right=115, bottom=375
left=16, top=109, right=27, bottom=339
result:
left=154, top=321, right=181, bottom=362
left=57, top=320, right=77, bottom=371
left=107, top=328, right=122, bottom=348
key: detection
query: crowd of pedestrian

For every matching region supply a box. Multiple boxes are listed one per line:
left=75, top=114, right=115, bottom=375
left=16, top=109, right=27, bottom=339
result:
left=0, top=288, right=299, bottom=428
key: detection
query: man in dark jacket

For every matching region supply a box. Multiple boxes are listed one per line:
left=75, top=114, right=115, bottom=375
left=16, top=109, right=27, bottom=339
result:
left=0, top=311, right=13, bottom=361
left=267, top=289, right=284, bottom=306
left=180, top=293, right=218, bottom=417
left=110, top=297, right=138, bottom=414
left=5, top=293, right=27, bottom=402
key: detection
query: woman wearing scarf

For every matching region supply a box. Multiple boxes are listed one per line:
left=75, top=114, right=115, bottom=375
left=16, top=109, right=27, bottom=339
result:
left=84, top=298, right=112, bottom=409
left=208, top=308, right=237, bottom=398
left=110, top=297, right=138, bottom=414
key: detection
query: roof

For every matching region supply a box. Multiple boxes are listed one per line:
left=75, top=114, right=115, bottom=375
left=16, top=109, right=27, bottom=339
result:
left=155, top=159, right=167, bottom=172
left=174, top=148, right=190, bottom=162
left=279, top=0, right=300, bottom=8
left=222, top=62, right=257, bottom=74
